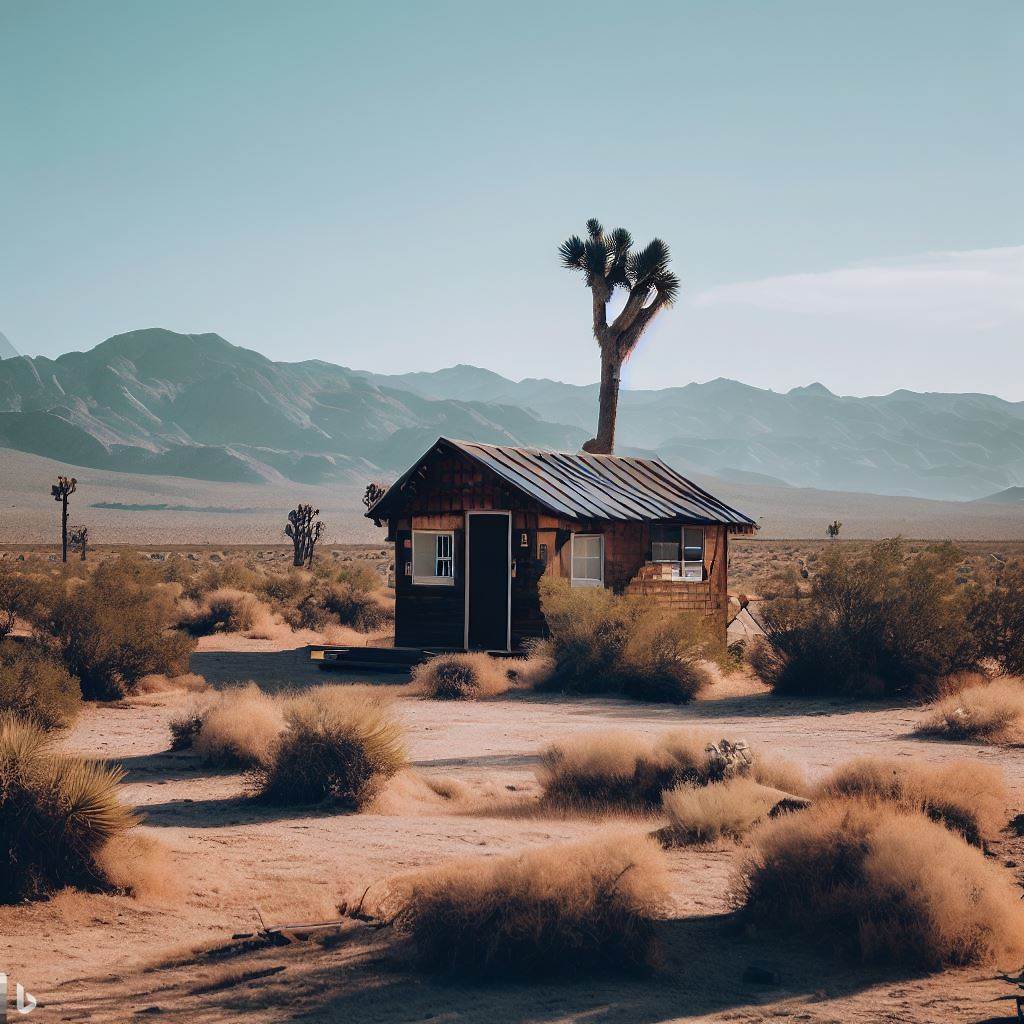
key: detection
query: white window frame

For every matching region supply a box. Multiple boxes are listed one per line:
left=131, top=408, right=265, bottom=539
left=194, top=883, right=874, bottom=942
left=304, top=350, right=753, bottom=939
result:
left=412, top=529, right=455, bottom=586
left=682, top=526, right=705, bottom=582
left=570, top=533, right=605, bottom=588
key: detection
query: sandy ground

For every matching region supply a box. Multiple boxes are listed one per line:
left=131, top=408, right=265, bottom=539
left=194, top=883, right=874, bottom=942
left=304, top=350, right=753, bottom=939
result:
left=4, top=634, right=1024, bottom=1024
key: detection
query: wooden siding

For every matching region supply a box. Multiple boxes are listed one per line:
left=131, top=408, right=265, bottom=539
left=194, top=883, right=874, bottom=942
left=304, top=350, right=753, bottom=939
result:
left=386, top=449, right=731, bottom=648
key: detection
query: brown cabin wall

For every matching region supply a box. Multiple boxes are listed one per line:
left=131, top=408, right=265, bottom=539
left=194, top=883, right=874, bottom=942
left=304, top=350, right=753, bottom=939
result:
left=382, top=449, right=730, bottom=649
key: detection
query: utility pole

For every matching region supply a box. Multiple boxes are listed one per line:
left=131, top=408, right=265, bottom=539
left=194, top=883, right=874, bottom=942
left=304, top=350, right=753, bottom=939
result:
left=51, top=476, right=77, bottom=563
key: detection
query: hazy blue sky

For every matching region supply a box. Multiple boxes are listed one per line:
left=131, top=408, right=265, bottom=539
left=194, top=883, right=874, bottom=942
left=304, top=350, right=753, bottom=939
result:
left=2, top=1, right=1021, bottom=397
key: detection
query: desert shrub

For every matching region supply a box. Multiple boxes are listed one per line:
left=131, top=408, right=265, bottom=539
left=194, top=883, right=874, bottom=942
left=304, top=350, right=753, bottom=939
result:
left=412, top=652, right=515, bottom=700
left=736, top=799, right=1024, bottom=968
left=749, top=754, right=810, bottom=797
left=752, top=539, right=984, bottom=699
left=319, top=581, right=393, bottom=632
left=970, top=561, right=1024, bottom=675
left=38, top=556, right=195, bottom=700
left=135, top=671, right=208, bottom=695
left=256, top=688, right=405, bottom=807
left=538, top=578, right=715, bottom=704
left=815, top=756, right=1005, bottom=846
left=179, top=684, right=284, bottom=768
left=257, top=568, right=311, bottom=606
left=334, top=561, right=380, bottom=593
left=662, top=777, right=789, bottom=844
left=916, top=678, right=1024, bottom=744
left=356, top=831, right=669, bottom=977
left=0, top=640, right=81, bottom=729
left=539, top=729, right=740, bottom=809
left=0, top=568, right=59, bottom=634
left=180, top=587, right=266, bottom=636
left=0, top=715, right=140, bottom=902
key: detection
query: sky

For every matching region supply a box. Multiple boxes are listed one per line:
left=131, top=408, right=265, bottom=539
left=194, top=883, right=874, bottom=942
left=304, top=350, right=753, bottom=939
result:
left=2, top=1, right=1022, bottom=398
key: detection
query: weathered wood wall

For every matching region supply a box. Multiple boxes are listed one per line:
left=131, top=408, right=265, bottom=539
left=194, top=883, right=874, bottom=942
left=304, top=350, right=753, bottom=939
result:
left=383, top=448, right=731, bottom=648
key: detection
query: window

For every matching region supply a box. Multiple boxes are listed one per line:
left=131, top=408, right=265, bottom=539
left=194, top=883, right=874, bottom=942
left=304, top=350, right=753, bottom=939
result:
left=412, top=530, right=454, bottom=585
left=683, top=527, right=705, bottom=581
left=650, top=525, right=682, bottom=563
left=571, top=533, right=604, bottom=587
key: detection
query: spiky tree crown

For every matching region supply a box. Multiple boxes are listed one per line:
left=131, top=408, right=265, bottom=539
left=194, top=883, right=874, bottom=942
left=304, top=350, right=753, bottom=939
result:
left=558, top=218, right=679, bottom=305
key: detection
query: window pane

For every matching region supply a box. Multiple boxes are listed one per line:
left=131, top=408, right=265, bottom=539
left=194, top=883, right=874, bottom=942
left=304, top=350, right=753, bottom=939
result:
left=413, top=531, right=454, bottom=582
left=683, top=527, right=704, bottom=561
left=572, top=535, right=603, bottom=583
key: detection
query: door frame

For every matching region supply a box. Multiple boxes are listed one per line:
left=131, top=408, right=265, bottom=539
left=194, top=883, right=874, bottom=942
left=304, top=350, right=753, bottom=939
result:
left=463, top=510, right=512, bottom=652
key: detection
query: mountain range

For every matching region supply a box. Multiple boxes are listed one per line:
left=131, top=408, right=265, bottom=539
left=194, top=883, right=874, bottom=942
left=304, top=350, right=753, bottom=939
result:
left=1, top=328, right=1022, bottom=502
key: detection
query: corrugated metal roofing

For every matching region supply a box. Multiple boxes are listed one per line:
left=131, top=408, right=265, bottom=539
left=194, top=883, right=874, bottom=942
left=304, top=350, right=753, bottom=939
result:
left=368, top=437, right=757, bottom=529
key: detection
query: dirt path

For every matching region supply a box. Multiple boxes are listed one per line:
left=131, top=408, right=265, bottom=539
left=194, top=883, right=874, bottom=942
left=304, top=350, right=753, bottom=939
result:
left=5, top=641, right=1024, bottom=1023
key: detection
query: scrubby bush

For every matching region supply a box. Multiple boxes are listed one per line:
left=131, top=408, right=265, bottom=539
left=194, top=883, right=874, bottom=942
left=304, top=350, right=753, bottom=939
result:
left=970, top=561, right=1024, bottom=676
left=662, top=777, right=790, bottom=844
left=38, top=556, right=195, bottom=700
left=917, top=678, right=1024, bottom=744
left=0, top=640, right=80, bottom=729
left=537, top=729, right=774, bottom=809
left=180, top=587, right=267, bottom=636
left=736, top=799, right=1024, bottom=968
left=815, top=756, right=1005, bottom=846
left=287, top=579, right=393, bottom=633
left=170, top=683, right=284, bottom=767
left=411, top=652, right=516, bottom=700
left=751, top=539, right=984, bottom=699
left=0, top=715, right=140, bottom=902
left=538, top=578, right=715, bottom=704
left=256, top=688, right=405, bottom=808
left=356, top=831, right=669, bottom=977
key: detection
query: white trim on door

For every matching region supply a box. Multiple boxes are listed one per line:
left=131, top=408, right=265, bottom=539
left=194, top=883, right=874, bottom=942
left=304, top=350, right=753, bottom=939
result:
left=463, top=510, right=512, bottom=652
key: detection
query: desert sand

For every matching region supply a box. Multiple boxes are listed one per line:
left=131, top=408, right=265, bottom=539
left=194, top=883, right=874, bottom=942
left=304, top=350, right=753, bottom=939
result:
left=4, top=630, right=1023, bottom=1024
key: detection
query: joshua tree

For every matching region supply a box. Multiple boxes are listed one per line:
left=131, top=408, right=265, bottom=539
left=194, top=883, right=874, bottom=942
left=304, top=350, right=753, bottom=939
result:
left=50, top=475, right=77, bottom=563
left=286, top=504, right=325, bottom=567
left=70, top=525, right=89, bottom=561
left=827, top=520, right=842, bottom=540
left=363, top=482, right=388, bottom=510
left=559, top=218, right=680, bottom=454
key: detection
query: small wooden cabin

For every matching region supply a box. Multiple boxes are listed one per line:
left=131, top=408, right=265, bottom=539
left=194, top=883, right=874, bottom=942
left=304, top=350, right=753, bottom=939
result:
left=366, top=437, right=756, bottom=652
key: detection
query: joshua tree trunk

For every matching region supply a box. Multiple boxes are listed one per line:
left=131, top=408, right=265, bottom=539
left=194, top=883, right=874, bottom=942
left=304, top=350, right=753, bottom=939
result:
left=590, top=347, right=622, bottom=455
left=51, top=476, right=77, bottom=564
left=61, top=496, right=69, bottom=563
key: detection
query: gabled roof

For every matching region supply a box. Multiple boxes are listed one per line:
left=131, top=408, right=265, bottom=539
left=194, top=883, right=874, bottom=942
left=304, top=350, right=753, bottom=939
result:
left=367, top=437, right=757, bottom=530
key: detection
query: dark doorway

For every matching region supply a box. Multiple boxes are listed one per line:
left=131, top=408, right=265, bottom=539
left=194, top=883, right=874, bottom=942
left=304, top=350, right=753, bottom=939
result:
left=466, top=512, right=510, bottom=650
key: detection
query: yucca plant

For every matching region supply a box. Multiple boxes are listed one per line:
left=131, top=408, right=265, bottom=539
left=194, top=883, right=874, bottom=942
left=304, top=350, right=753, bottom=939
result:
left=0, top=714, right=138, bottom=902
left=559, top=218, right=679, bottom=453
left=256, top=689, right=405, bottom=808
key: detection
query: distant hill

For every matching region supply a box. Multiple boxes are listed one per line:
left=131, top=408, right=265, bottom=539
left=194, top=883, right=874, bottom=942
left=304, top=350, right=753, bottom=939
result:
left=0, top=329, right=585, bottom=485
left=975, top=486, right=1024, bottom=505
left=2, top=329, right=1023, bottom=501
left=0, top=331, right=18, bottom=358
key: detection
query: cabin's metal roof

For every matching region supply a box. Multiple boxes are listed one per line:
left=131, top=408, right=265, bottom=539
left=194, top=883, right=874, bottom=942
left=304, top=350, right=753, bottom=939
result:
left=367, top=437, right=756, bottom=530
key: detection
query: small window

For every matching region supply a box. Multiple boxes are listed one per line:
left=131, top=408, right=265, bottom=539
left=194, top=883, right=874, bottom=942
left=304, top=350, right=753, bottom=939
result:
left=683, top=527, right=705, bottom=581
left=412, top=530, right=455, bottom=585
left=650, top=524, right=681, bottom=563
left=571, top=534, right=604, bottom=588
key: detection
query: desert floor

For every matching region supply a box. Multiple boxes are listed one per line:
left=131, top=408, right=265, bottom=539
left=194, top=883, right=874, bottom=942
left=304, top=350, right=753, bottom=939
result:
left=5, top=633, right=1024, bottom=1024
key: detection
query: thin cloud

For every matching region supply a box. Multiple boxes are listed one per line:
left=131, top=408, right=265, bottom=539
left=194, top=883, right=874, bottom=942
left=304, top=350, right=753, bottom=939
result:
left=692, top=246, right=1024, bottom=329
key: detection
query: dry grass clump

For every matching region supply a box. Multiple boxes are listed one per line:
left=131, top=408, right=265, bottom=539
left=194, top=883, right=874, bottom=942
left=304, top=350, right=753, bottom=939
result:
left=0, top=715, right=143, bottom=902
left=0, top=640, right=81, bottom=729
left=174, top=683, right=285, bottom=768
left=815, top=756, right=1006, bottom=846
left=411, top=652, right=516, bottom=700
left=255, top=688, right=405, bottom=808
left=539, top=729, right=732, bottom=810
left=916, top=678, right=1024, bottom=744
left=538, top=578, right=716, bottom=704
left=353, top=831, right=669, bottom=977
left=180, top=587, right=269, bottom=636
left=752, top=539, right=986, bottom=699
left=662, top=778, right=791, bottom=845
left=736, top=799, right=1024, bottom=968
left=135, top=671, right=208, bottom=695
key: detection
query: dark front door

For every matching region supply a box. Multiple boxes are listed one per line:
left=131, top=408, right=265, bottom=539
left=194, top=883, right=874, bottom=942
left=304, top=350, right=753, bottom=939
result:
left=466, top=512, right=510, bottom=650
